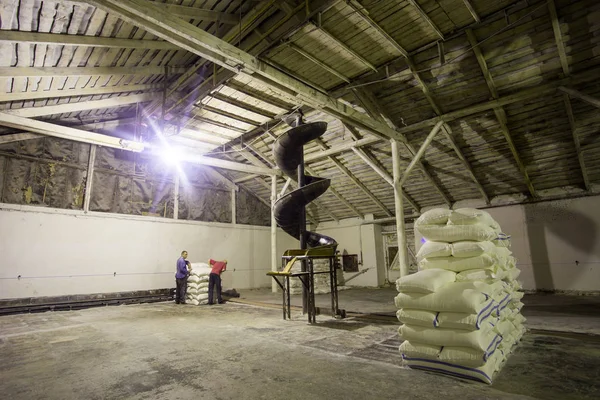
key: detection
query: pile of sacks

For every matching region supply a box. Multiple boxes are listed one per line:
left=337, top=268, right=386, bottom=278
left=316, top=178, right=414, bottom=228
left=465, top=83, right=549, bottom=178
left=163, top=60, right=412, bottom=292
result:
left=289, top=259, right=349, bottom=295
left=395, top=208, right=525, bottom=384
left=186, top=263, right=212, bottom=305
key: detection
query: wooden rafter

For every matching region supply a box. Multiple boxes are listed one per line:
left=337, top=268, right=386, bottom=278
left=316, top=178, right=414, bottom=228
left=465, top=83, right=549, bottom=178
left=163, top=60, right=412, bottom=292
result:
left=559, top=87, right=600, bottom=110
left=5, top=94, right=153, bottom=117
left=308, top=22, right=377, bottom=72
left=255, top=129, right=362, bottom=220
left=0, top=31, right=178, bottom=49
left=308, top=137, right=390, bottom=217
left=406, top=0, right=444, bottom=40
left=0, top=83, right=161, bottom=103
left=461, top=0, right=480, bottom=23
left=346, top=1, right=409, bottom=57
left=342, top=124, right=420, bottom=212
left=396, top=59, right=490, bottom=203
left=140, top=0, right=278, bottom=117
left=192, top=104, right=262, bottom=127
left=466, top=29, right=537, bottom=198
left=229, top=143, right=337, bottom=222
left=287, top=42, right=351, bottom=83
left=143, top=1, right=239, bottom=23
left=351, top=88, right=451, bottom=206
left=302, top=68, right=600, bottom=164
left=0, top=66, right=186, bottom=77
left=208, top=93, right=277, bottom=119
left=547, top=0, right=590, bottom=191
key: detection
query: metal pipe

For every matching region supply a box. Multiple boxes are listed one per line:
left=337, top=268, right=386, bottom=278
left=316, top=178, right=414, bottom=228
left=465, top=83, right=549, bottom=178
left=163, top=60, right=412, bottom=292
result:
left=400, top=120, right=445, bottom=186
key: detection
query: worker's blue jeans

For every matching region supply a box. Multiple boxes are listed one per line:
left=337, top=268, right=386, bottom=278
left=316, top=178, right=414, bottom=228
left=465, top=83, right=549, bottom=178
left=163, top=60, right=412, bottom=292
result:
left=208, top=273, right=222, bottom=304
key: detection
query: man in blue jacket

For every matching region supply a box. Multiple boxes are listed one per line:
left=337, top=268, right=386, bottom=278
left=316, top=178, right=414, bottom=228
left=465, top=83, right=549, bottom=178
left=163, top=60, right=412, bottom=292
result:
left=175, top=251, right=191, bottom=304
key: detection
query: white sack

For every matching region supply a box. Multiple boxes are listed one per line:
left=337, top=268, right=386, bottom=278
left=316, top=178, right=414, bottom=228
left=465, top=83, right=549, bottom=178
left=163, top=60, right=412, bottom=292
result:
left=448, top=208, right=499, bottom=229
left=416, top=241, right=452, bottom=260
left=451, top=241, right=496, bottom=258
left=394, top=281, right=501, bottom=314
left=399, top=324, right=502, bottom=355
left=415, top=208, right=452, bottom=226
left=395, top=269, right=456, bottom=294
left=419, top=254, right=500, bottom=272
left=416, top=223, right=499, bottom=243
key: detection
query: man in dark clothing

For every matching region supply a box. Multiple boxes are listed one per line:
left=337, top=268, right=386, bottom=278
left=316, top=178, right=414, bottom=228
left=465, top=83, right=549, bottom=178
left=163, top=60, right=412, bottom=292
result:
left=175, top=251, right=191, bottom=304
left=208, top=259, right=227, bottom=305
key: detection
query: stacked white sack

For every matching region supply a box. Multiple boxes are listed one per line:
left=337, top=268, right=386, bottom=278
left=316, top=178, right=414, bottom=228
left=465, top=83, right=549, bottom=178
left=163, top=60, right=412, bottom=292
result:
left=395, top=208, right=525, bottom=384
left=288, top=259, right=350, bottom=295
left=186, top=263, right=211, bottom=305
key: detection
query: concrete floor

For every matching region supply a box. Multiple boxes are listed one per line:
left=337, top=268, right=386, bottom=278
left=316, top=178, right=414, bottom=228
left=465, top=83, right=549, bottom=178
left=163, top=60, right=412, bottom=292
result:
left=0, top=289, right=599, bottom=400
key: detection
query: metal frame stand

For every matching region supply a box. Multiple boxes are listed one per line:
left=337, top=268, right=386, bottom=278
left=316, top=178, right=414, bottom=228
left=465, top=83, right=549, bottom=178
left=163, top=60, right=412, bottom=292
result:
left=269, top=254, right=345, bottom=324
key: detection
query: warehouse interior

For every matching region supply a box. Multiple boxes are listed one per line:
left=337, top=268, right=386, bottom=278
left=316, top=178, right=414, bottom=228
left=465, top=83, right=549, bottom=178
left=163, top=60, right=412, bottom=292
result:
left=0, top=0, right=599, bottom=398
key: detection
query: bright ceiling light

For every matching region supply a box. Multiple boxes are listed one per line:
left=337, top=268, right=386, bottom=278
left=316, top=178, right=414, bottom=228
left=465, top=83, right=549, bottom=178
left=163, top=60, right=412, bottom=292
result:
left=160, top=146, right=179, bottom=166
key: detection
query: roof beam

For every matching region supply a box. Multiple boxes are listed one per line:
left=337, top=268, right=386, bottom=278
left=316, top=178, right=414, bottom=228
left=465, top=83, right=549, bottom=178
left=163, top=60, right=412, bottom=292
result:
left=305, top=164, right=362, bottom=219
left=0, top=83, right=160, bottom=103
left=140, top=0, right=279, bottom=117
left=185, top=115, right=247, bottom=134
left=180, top=153, right=280, bottom=176
left=303, top=67, right=600, bottom=163
left=0, top=113, right=143, bottom=151
left=209, top=92, right=277, bottom=118
left=406, top=0, right=444, bottom=40
left=234, top=174, right=260, bottom=183
left=0, top=118, right=136, bottom=144
left=0, top=31, right=178, bottom=49
left=319, top=149, right=393, bottom=217
left=342, top=125, right=420, bottom=212
left=0, top=66, right=186, bottom=77
left=231, top=139, right=340, bottom=222
left=287, top=42, right=351, bottom=83
left=558, top=87, right=600, bottom=109
left=224, top=81, right=294, bottom=111
left=144, top=1, right=239, bottom=24
left=563, top=93, right=590, bottom=191
left=393, top=57, right=490, bottom=203
left=466, top=29, right=536, bottom=198
left=0, top=133, right=41, bottom=144
left=461, top=0, right=480, bottom=23
left=87, top=0, right=408, bottom=142
left=548, top=0, right=570, bottom=78
left=547, top=0, right=590, bottom=191
left=308, top=22, right=377, bottom=72
left=324, top=4, right=453, bottom=204
left=193, top=104, right=262, bottom=127
left=5, top=93, right=154, bottom=117
left=346, top=1, right=409, bottom=57
left=351, top=88, right=451, bottom=206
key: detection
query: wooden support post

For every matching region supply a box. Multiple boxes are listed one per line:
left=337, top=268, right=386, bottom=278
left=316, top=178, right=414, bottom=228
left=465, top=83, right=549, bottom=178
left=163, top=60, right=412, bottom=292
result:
left=391, top=140, right=408, bottom=278
left=173, top=173, right=180, bottom=220
left=231, top=187, right=236, bottom=224
left=400, top=121, right=444, bottom=186
left=271, top=175, right=278, bottom=293
left=83, top=145, right=97, bottom=213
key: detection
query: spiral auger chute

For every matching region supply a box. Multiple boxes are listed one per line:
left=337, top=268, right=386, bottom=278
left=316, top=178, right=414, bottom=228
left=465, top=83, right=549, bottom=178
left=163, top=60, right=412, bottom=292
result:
left=272, top=122, right=337, bottom=253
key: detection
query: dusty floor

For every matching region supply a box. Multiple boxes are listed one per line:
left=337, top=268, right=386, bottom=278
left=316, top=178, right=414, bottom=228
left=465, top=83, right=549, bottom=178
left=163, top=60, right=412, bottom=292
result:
left=0, top=289, right=599, bottom=400
left=242, top=287, right=600, bottom=334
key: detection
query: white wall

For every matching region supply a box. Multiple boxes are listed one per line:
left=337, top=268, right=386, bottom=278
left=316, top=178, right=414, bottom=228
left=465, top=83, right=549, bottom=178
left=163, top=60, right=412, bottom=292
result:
left=0, top=204, right=292, bottom=299
left=485, top=196, right=600, bottom=292
left=316, top=216, right=386, bottom=287
left=414, top=196, right=600, bottom=292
